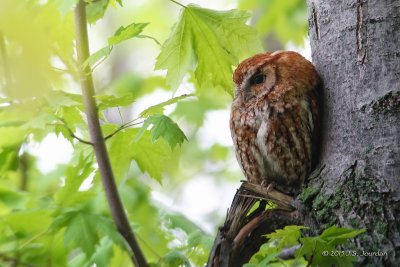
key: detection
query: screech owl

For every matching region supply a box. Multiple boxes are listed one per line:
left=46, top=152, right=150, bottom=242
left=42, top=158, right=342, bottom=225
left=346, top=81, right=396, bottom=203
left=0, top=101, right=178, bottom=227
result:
left=230, top=51, right=320, bottom=196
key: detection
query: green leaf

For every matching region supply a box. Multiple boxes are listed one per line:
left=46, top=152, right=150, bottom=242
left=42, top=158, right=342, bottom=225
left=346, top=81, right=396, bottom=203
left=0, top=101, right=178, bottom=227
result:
left=55, top=0, right=79, bottom=16
left=155, top=9, right=195, bottom=91
left=320, top=225, right=366, bottom=246
left=266, top=225, right=306, bottom=250
left=297, top=226, right=365, bottom=267
left=160, top=251, right=190, bottom=267
left=156, top=5, right=262, bottom=94
left=136, top=115, right=187, bottom=149
left=96, top=94, right=135, bottom=110
left=4, top=209, right=52, bottom=233
left=139, top=94, right=194, bottom=117
left=107, top=126, right=132, bottom=181
left=164, top=213, right=204, bottom=235
left=63, top=212, right=99, bottom=256
left=108, top=23, right=149, bottom=45
left=87, top=238, right=113, bottom=267
left=54, top=154, right=94, bottom=206
left=109, top=245, right=134, bottom=267
left=245, top=241, right=280, bottom=266
left=82, top=46, right=112, bottom=69
left=109, top=0, right=123, bottom=7
left=86, top=0, right=109, bottom=24
left=45, top=91, right=82, bottom=108
left=187, top=230, right=213, bottom=250
left=0, top=127, right=25, bottom=147
left=129, top=129, right=171, bottom=182
left=52, top=210, right=123, bottom=258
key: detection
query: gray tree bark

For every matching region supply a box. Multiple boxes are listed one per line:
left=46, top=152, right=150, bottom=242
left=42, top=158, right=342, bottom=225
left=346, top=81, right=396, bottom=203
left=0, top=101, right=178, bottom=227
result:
left=306, top=0, right=400, bottom=265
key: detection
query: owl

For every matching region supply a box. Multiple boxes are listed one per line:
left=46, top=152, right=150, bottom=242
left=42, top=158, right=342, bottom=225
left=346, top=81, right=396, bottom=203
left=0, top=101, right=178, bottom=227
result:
left=230, top=51, right=320, bottom=196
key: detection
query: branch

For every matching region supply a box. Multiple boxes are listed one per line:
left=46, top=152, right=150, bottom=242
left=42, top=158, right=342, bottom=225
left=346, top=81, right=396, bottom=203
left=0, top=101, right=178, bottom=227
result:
left=74, top=1, right=148, bottom=266
left=207, top=182, right=302, bottom=267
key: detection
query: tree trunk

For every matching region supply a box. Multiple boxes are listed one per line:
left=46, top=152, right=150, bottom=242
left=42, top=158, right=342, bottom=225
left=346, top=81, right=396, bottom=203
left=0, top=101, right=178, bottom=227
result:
left=306, top=0, right=400, bottom=265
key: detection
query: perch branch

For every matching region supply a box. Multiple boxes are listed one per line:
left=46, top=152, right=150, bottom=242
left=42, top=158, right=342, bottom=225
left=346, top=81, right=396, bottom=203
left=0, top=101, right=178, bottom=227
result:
left=74, top=1, right=147, bottom=266
left=207, top=182, right=303, bottom=267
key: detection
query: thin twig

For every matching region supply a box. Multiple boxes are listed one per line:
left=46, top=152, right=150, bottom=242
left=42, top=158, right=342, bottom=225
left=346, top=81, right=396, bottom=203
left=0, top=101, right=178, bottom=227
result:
left=137, top=35, right=161, bottom=46
left=51, top=120, right=93, bottom=145
left=117, top=107, right=124, bottom=124
left=104, top=120, right=143, bottom=141
left=74, top=2, right=148, bottom=266
left=167, top=0, right=186, bottom=8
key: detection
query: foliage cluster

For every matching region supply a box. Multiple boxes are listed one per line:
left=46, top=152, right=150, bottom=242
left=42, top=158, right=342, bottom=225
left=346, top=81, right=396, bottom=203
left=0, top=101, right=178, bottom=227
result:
left=245, top=225, right=365, bottom=267
left=0, top=0, right=261, bottom=265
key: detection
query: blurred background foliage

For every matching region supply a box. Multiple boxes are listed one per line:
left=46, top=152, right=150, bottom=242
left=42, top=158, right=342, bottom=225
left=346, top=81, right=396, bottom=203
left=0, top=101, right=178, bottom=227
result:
left=0, top=0, right=308, bottom=266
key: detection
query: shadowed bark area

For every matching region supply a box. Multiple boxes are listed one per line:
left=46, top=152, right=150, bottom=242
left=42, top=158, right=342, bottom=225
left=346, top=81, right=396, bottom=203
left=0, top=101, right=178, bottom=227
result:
left=206, top=182, right=307, bottom=266
left=305, top=0, right=400, bottom=265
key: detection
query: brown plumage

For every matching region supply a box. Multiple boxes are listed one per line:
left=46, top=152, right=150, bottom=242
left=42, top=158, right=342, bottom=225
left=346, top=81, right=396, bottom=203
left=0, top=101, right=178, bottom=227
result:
left=230, top=51, right=320, bottom=196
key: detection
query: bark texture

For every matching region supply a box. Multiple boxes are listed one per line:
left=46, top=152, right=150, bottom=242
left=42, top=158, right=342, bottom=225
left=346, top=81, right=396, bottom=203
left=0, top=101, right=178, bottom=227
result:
left=306, top=0, right=400, bottom=265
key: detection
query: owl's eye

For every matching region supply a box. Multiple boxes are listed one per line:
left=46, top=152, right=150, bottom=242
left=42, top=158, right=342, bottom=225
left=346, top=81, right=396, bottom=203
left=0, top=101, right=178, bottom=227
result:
left=250, top=73, right=266, bottom=85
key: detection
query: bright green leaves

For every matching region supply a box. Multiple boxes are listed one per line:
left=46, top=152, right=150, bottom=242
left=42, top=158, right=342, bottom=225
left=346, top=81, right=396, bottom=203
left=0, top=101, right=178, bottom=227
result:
left=96, top=94, right=135, bottom=110
left=136, top=95, right=190, bottom=151
left=64, top=212, right=100, bottom=256
left=52, top=210, right=124, bottom=258
left=82, top=46, right=113, bottom=70
left=159, top=251, right=190, bottom=267
left=246, top=225, right=366, bottom=267
left=139, top=94, right=194, bottom=117
left=83, top=22, right=148, bottom=69
left=137, top=115, right=187, bottom=150
left=104, top=126, right=173, bottom=183
left=155, top=10, right=194, bottom=92
left=297, top=226, right=366, bottom=267
left=108, top=23, right=149, bottom=45
left=266, top=225, right=306, bottom=250
left=319, top=225, right=366, bottom=243
left=54, top=155, right=94, bottom=206
left=86, top=0, right=109, bottom=24
left=156, top=5, right=262, bottom=94
left=131, top=129, right=171, bottom=182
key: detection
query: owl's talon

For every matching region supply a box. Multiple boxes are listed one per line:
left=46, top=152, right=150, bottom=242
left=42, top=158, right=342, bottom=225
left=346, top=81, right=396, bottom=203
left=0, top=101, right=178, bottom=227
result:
left=266, top=183, right=274, bottom=193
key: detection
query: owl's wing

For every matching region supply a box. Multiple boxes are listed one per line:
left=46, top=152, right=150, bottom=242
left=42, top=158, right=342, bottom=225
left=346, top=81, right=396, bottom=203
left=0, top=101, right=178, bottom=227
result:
left=255, top=94, right=317, bottom=194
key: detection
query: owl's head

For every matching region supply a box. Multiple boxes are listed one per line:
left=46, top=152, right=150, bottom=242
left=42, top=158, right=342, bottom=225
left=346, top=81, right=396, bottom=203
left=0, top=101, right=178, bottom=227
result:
left=232, top=51, right=319, bottom=101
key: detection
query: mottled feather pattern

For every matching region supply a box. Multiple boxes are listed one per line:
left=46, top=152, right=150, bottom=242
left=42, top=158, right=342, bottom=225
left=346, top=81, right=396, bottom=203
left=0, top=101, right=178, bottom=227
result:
left=230, top=51, right=320, bottom=195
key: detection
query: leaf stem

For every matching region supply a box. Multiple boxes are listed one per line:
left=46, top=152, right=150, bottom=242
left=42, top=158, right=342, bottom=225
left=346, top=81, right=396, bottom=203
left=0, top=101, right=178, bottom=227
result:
left=74, top=1, right=148, bottom=266
left=167, top=0, right=186, bottom=8
left=0, top=32, right=12, bottom=87
left=104, top=120, right=143, bottom=141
